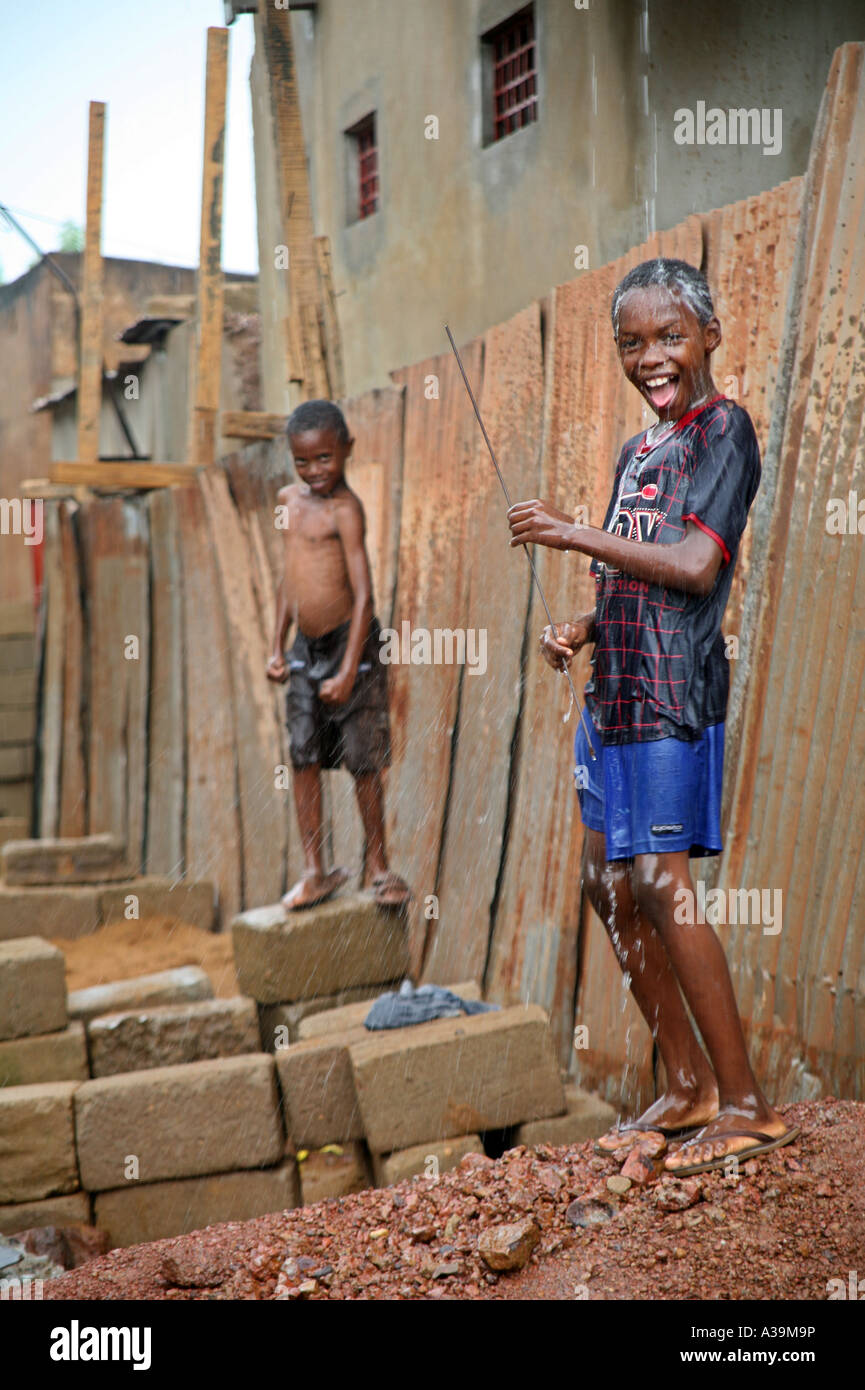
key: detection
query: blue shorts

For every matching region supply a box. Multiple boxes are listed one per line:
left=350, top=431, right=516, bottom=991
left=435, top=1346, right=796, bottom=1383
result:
left=573, top=717, right=725, bottom=861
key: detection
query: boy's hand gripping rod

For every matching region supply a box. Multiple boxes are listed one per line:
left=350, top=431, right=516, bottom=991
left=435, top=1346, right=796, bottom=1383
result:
left=445, top=325, right=596, bottom=760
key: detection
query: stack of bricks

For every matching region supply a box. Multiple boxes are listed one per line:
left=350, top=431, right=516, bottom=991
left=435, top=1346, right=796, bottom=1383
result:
left=0, top=891, right=617, bottom=1252
left=0, top=600, right=36, bottom=835
left=234, top=893, right=616, bottom=1200
left=0, top=834, right=216, bottom=942
left=0, top=934, right=298, bottom=1248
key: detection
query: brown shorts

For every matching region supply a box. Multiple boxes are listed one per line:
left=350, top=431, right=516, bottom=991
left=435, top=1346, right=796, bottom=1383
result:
left=285, top=617, right=391, bottom=776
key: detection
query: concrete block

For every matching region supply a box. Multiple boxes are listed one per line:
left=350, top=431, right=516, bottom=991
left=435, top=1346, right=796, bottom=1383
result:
left=0, top=936, right=67, bottom=1040
left=0, top=634, right=35, bottom=668
left=0, top=1023, right=88, bottom=1086
left=0, top=884, right=101, bottom=942
left=299, top=1143, right=372, bottom=1206
left=274, top=1028, right=367, bottom=1148
left=0, top=602, right=35, bottom=638
left=258, top=984, right=383, bottom=1049
left=0, top=671, right=36, bottom=708
left=99, top=878, right=216, bottom=931
left=513, top=1084, right=618, bottom=1147
left=231, top=893, right=408, bottom=1004
left=0, top=1191, right=91, bottom=1237
left=350, top=1005, right=565, bottom=1154
left=0, top=819, right=27, bottom=849
left=1, top=834, right=128, bottom=886
left=0, top=783, right=32, bottom=820
left=0, top=1081, right=80, bottom=1203
left=75, top=1054, right=284, bottom=1190
left=297, top=979, right=482, bottom=1040
left=93, top=1162, right=300, bottom=1248
left=0, top=711, right=35, bottom=744
left=87, top=997, right=260, bottom=1076
left=0, top=746, right=34, bottom=781
left=68, top=966, right=213, bottom=1024
left=373, top=1134, right=484, bottom=1187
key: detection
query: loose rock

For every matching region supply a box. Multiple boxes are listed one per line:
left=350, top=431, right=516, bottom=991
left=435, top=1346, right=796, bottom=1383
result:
left=478, top=1217, right=539, bottom=1271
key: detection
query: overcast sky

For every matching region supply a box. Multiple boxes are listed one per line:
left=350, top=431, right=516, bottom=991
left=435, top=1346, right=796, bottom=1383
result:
left=0, top=0, right=258, bottom=285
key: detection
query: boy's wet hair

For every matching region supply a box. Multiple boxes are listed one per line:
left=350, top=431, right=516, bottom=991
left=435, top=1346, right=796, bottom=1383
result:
left=286, top=398, right=350, bottom=445
left=611, top=259, right=715, bottom=339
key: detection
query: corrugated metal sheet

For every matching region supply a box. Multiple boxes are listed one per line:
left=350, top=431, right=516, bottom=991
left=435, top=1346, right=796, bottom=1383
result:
left=716, top=42, right=865, bottom=1103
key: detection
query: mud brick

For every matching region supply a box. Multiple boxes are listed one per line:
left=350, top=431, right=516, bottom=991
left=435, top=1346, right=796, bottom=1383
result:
left=350, top=1005, right=565, bottom=1154
left=1, top=834, right=127, bottom=886
left=231, top=893, right=409, bottom=1004
left=93, top=1162, right=300, bottom=1248
left=274, top=1028, right=367, bottom=1148
left=258, top=984, right=383, bottom=1048
left=0, top=711, right=35, bottom=744
left=0, top=819, right=27, bottom=848
left=514, top=1084, right=617, bottom=1147
left=0, top=671, right=36, bottom=707
left=0, top=746, right=34, bottom=781
left=297, top=979, right=482, bottom=1040
left=0, top=634, right=35, bottom=668
left=0, top=783, right=31, bottom=820
left=74, top=1054, right=284, bottom=1191
left=99, top=877, right=216, bottom=931
left=298, top=1143, right=372, bottom=1206
left=0, top=1081, right=80, bottom=1203
left=0, top=936, right=67, bottom=1041
left=87, top=997, right=260, bottom=1077
left=373, top=1134, right=484, bottom=1187
left=0, top=1191, right=91, bottom=1237
left=67, top=966, right=213, bottom=1024
left=0, top=885, right=101, bottom=942
left=0, top=1023, right=88, bottom=1086
left=0, top=602, right=35, bottom=638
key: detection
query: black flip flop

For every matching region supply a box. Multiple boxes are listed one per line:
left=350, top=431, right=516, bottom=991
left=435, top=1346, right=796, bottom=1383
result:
left=663, top=1125, right=801, bottom=1177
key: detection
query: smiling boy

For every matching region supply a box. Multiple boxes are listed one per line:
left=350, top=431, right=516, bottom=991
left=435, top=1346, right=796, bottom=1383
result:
left=507, top=259, right=798, bottom=1176
left=266, top=399, right=411, bottom=912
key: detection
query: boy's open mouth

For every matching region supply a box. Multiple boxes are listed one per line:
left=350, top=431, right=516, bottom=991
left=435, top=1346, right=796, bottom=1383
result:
left=642, top=373, right=679, bottom=410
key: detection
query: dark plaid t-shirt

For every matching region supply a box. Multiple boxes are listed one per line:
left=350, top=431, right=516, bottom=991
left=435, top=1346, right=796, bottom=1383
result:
left=585, top=396, right=761, bottom=744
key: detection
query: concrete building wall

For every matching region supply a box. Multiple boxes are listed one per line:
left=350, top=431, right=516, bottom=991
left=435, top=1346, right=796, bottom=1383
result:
left=254, top=0, right=864, bottom=397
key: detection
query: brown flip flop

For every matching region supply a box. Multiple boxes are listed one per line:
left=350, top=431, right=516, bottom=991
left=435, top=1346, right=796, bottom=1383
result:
left=371, top=871, right=412, bottom=909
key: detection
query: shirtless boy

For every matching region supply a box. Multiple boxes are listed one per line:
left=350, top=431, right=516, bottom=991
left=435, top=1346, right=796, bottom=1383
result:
left=507, top=259, right=798, bottom=1176
left=266, top=399, right=411, bottom=911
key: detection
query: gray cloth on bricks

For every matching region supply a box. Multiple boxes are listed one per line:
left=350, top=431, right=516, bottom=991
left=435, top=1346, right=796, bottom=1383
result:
left=364, top=980, right=499, bottom=1030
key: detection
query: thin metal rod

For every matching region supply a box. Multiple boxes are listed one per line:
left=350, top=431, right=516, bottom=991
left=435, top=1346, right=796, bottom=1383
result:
left=445, top=324, right=597, bottom=759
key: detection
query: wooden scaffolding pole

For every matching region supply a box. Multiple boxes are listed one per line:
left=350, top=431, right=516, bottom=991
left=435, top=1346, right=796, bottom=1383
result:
left=257, top=3, right=332, bottom=402
left=76, top=101, right=106, bottom=466
left=190, top=26, right=229, bottom=468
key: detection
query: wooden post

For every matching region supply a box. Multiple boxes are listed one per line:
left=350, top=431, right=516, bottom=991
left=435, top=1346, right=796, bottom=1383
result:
left=314, top=235, right=345, bottom=399
left=190, top=27, right=229, bottom=468
left=77, top=102, right=106, bottom=465
left=257, top=4, right=330, bottom=401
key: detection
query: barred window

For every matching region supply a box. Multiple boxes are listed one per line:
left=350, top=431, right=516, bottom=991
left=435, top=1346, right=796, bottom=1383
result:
left=484, top=6, right=538, bottom=144
left=346, top=113, right=378, bottom=221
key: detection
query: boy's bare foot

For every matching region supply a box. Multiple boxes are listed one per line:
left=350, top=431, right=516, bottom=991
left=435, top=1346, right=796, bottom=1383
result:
left=595, top=1087, right=719, bottom=1155
left=663, top=1108, right=799, bottom=1175
left=370, top=870, right=412, bottom=909
left=281, top=867, right=348, bottom=912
